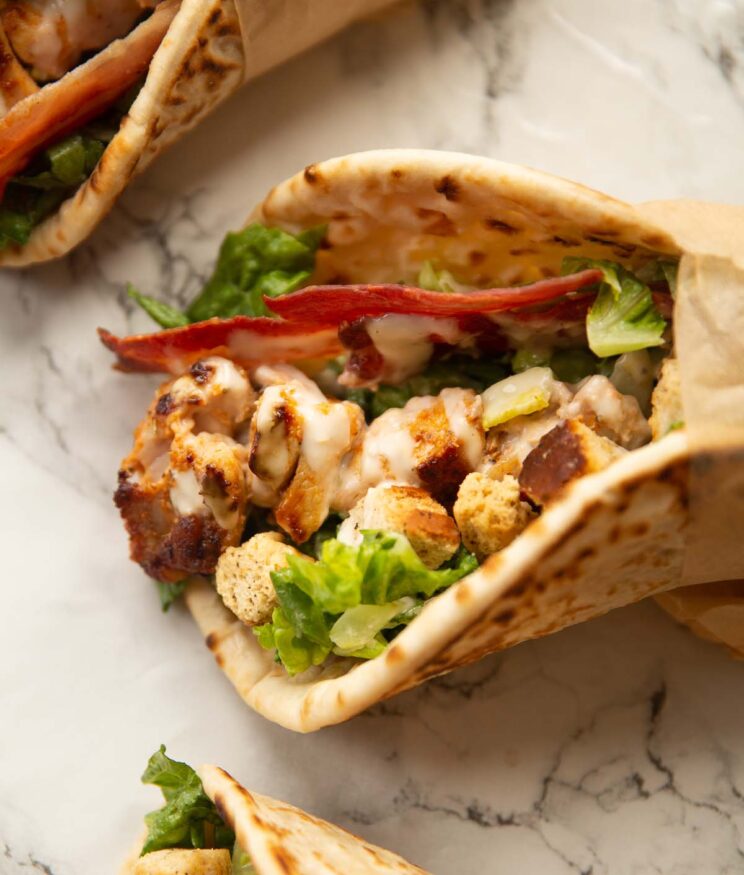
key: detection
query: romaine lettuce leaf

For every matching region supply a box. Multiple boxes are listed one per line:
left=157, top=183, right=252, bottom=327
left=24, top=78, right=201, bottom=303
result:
left=348, top=354, right=508, bottom=421
left=0, top=133, right=108, bottom=249
left=155, top=579, right=188, bottom=612
left=140, top=746, right=235, bottom=855
left=255, top=531, right=477, bottom=675
left=562, top=257, right=668, bottom=358
left=129, top=223, right=326, bottom=326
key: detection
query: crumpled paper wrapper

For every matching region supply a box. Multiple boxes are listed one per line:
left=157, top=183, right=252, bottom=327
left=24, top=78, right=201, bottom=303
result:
left=235, top=0, right=400, bottom=83
left=637, top=200, right=744, bottom=656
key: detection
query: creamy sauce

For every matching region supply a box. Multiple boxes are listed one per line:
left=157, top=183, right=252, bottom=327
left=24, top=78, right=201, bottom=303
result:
left=169, top=468, right=204, bottom=517
left=366, top=315, right=462, bottom=385
left=441, top=388, right=484, bottom=469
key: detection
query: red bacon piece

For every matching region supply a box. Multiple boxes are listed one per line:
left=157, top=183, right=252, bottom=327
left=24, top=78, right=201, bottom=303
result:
left=0, top=1, right=178, bottom=191
left=99, top=317, right=342, bottom=375
left=265, top=270, right=604, bottom=323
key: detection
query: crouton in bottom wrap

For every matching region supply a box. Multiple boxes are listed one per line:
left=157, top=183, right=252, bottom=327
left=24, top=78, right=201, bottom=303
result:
left=178, top=151, right=744, bottom=732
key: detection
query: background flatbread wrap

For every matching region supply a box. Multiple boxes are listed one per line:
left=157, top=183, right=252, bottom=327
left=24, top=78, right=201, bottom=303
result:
left=176, top=150, right=744, bottom=731
left=0, top=0, right=398, bottom=267
left=123, top=762, right=428, bottom=875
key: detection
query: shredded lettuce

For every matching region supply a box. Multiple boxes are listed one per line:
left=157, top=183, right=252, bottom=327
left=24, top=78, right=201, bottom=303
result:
left=131, top=224, right=326, bottom=327
left=347, top=354, right=508, bottom=421
left=0, top=81, right=144, bottom=250
left=255, top=531, right=477, bottom=675
left=481, top=367, right=554, bottom=428
left=232, top=845, right=258, bottom=874
left=417, top=260, right=471, bottom=293
left=563, top=257, right=668, bottom=358
left=140, top=746, right=235, bottom=855
left=0, top=133, right=107, bottom=249
left=155, top=580, right=188, bottom=612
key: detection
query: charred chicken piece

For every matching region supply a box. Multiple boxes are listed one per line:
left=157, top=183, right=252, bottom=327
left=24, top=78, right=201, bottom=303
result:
left=115, top=356, right=254, bottom=582
left=248, top=366, right=365, bottom=543
left=1, top=0, right=154, bottom=81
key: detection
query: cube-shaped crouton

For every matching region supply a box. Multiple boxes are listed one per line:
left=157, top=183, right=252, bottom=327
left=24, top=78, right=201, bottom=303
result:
left=215, top=531, right=301, bottom=626
left=453, top=473, right=535, bottom=561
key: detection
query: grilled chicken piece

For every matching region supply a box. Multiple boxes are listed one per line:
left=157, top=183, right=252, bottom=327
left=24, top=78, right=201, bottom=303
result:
left=453, top=473, right=535, bottom=561
left=340, top=388, right=485, bottom=508
left=564, top=374, right=650, bottom=449
left=215, top=532, right=301, bottom=626
left=337, top=483, right=460, bottom=569
left=115, top=357, right=254, bottom=582
left=133, top=849, right=231, bottom=875
left=519, top=419, right=625, bottom=506
left=248, top=366, right=365, bottom=543
left=1, top=0, right=155, bottom=81
left=649, top=358, right=683, bottom=440
left=0, top=22, right=38, bottom=115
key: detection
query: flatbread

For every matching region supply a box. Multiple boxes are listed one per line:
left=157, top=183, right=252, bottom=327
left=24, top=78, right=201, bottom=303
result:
left=0, top=0, right=398, bottom=267
left=180, top=150, right=744, bottom=731
left=197, top=765, right=428, bottom=875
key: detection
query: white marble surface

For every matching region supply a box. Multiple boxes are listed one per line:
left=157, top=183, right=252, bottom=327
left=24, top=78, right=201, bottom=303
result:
left=2, top=1, right=744, bottom=873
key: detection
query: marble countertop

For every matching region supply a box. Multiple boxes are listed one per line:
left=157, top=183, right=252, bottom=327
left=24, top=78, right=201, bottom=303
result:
left=2, top=1, right=744, bottom=873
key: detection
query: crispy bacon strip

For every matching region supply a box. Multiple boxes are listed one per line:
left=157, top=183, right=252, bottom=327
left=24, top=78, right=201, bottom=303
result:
left=0, top=0, right=178, bottom=190
left=99, top=318, right=343, bottom=374
left=265, top=270, right=604, bottom=323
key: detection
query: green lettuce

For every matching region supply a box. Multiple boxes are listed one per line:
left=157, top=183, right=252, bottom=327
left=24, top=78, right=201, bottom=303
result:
left=347, top=354, right=508, bottom=420
left=562, top=257, right=668, bottom=358
left=155, top=580, right=188, bottom=612
left=0, top=133, right=107, bottom=249
left=417, top=260, right=471, bottom=293
left=255, top=531, right=477, bottom=675
left=140, top=746, right=235, bottom=855
left=130, top=224, right=326, bottom=327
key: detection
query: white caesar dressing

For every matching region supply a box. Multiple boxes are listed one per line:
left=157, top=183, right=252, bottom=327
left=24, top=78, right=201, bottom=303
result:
left=441, top=388, right=484, bottom=469
left=366, top=315, right=462, bottom=384
left=169, top=468, right=205, bottom=517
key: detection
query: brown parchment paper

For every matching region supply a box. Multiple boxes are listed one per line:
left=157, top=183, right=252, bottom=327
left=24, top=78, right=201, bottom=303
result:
left=637, top=200, right=744, bottom=654
left=234, top=0, right=401, bottom=84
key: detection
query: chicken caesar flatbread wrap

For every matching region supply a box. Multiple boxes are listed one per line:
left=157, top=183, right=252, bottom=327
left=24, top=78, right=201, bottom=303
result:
left=102, top=150, right=743, bottom=731
left=122, top=746, right=427, bottom=874
left=0, top=0, right=396, bottom=266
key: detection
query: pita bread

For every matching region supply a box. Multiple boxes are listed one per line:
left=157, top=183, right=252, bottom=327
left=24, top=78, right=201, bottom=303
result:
left=122, top=764, right=428, bottom=874
left=175, top=150, right=744, bottom=731
left=0, top=0, right=397, bottom=267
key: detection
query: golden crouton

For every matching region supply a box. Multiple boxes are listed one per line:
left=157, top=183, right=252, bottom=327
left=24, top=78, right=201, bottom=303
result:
left=133, top=848, right=231, bottom=875
left=453, top=473, right=535, bottom=561
left=343, top=484, right=460, bottom=569
left=649, top=358, right=683, bottom=440
left=519, top=419, right=626, bottom=505
left=215, top=532, right=301, bottom=626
